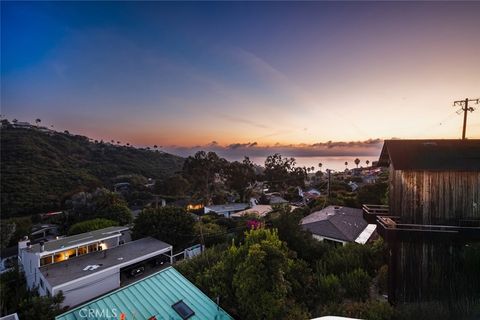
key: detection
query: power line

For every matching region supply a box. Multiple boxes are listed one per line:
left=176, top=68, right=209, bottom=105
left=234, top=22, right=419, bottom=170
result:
left=453, top=98, right=479, bottom=139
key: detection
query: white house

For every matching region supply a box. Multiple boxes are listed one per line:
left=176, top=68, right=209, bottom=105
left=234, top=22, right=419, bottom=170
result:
left=18, top=226, right=132, bottom=291
left=38, top=237, right=172, bottom=307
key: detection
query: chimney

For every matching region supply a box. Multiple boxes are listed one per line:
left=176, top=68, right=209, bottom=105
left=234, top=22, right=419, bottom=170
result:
left=333, top=206, right=341, bottom=215
left=18, top=236, right=30, bottom=255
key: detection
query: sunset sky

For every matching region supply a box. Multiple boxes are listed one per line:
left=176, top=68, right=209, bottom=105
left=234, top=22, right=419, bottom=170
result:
left=2, top=2, right=480, bottom=158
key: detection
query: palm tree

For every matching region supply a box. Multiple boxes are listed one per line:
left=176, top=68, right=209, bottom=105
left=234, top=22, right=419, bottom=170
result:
left=366, top=160, right=370, bottom=167
left=117, top=141, right=121, bottom=145
left=318, top=163, right=323, bottom=171
left=126, top=143, right=130, bottom=147
left=154, top=145, right=158, bottom=149
left=345, top=161, right=348, bottom=170
left=354, top=158, right=360, bottom=168
left=35, top=118, right=41, bottom=127
left=311, top=166, right=315, bottom=172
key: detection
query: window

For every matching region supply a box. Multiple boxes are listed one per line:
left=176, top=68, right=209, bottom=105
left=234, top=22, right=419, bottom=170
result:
left=88, top=243, right=98, bottom=253
left=172, top=301, right=195, bottom=320
left=78, top=246, right=88, bottom=256
left=54, top=253, right=64, bottom=263
left=63, top=248, right=77, bottom=259
left=40, top=255, right=53, bottom=266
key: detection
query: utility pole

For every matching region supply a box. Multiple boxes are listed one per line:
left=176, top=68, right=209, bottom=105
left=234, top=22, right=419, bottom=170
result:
left=453, top=98, right=479, bottom=139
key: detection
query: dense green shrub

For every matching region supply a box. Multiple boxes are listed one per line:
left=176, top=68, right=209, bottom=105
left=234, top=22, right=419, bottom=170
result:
left=340, top=268, right=371, bottom=301
left=132, top=207, right=196, bottom=250
left=68, top=218, right=118, bottom=235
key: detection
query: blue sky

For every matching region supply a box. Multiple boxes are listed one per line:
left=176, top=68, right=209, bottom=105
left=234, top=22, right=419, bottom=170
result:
left=2, top=1, right=480, bottom=158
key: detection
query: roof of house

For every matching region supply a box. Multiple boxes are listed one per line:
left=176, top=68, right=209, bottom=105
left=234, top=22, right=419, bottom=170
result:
left=301, top=206, right=368, bottom=242
left=55, top=267, right=233, bottom=320
left=231, top=205, right=274, bottom=218
left=0, top=313, right=19, bottom=320
left=378, top=139, right=480, bottom=171
left=40, top=237, right=171, bottom=287
left=269, top=195, right=288, bottom=204
left=204, top=203, right=249, bottom=213
left=29, top=226, right=130, bottom=254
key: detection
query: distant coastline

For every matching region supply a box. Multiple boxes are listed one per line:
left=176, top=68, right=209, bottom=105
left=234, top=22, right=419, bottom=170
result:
left=246, top=155, right=376, bottom=172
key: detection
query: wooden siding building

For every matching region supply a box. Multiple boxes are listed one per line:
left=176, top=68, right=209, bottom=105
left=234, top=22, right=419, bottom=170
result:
left=375, top=139, right=480, bottom=305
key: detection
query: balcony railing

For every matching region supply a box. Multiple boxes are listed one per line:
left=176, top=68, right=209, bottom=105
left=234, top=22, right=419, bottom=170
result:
left=376, top=216, right=480, bottom=243
left=362, top=204, right=390, bottom=223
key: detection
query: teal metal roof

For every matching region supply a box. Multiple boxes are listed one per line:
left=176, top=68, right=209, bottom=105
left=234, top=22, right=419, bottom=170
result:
left=56, top=267, right=233, bottom=320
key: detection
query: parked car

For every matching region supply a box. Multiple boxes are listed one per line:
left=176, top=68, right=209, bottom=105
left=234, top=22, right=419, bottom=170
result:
left=128, top=266, right=145, bottom=278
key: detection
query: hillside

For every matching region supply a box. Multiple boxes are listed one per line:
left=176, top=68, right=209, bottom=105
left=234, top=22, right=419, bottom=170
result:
left=0, top=125, right=184, bottom=217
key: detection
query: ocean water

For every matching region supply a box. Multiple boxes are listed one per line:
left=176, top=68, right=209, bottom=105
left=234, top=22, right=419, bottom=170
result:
left=248, top=155, right=377, bottom=172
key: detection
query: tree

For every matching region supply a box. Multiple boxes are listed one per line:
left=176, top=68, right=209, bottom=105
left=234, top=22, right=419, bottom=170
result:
left=366, top=160, right=370, bottom=167
left=0, top=267, right=28, bottom=315
left=318, top=163, right=323, bottom=171
left=194, top=221, right=227, bottom=247
left=357, top=183, right=388, bottom=205
left=345, top=161, right=348, bottom=170
left=132, top=207, right=196, bottom=249
left=35, top=119, right=41, bottom=127
left=340, top=268, right=371, bottom=301
left=18, top=292, right=65, bottom=320
left=354, top=158, right=360, bottom=168
left=316, top=274, right=343, bottom=303
left=179, top=228, right=312, bottom=319
left=0, top=221, right=16, bottom=250
left=68, top=218, right=118, bottom=235
left=98, top=203, right=133, bottom=225
left=182, top=151, right=228, bottom=203
left=155, top=175, right=190, bottom=197
left=224, top=157, right=256, bottom=202
left=271, top=206, right=328, bottom=264
left=231, top=229, right=310, bottom=319
left=263, top=154, right=306, bottom=191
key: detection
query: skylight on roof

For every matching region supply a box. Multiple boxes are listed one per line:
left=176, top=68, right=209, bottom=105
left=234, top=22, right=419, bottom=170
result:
left=172, top=300, right=195, bottom=320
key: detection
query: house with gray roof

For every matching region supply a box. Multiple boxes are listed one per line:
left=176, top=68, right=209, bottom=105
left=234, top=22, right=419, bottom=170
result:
left=301, top=206, right=376, bottom=246
left=204, top=203, right=249, bottom=218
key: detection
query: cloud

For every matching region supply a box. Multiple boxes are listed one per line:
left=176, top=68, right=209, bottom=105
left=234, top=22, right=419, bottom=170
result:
left=163, top=139, right=384, bottom=160
left=227, top=142, right=258, bottom=149
left=311, top=138, right=383, bottom=149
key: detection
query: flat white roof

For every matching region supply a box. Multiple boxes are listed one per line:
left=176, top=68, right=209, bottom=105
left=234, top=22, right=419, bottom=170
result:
left=355, top=224, right=377, bottom=244
left=39, top=237, right=171, bottom=287
left=29, top=226, right=129, bottom=254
